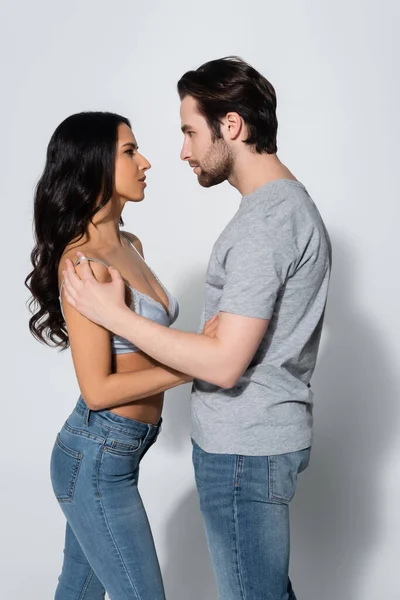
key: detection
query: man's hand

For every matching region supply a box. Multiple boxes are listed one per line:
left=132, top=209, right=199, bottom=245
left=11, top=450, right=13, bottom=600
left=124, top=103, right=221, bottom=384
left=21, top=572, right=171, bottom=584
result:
left=62, top=253, right=128, bottom=330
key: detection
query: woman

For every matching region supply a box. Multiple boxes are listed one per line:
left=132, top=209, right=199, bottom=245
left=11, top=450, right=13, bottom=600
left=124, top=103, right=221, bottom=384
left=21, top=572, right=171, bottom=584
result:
left=26, top=112, right=212, bottom=600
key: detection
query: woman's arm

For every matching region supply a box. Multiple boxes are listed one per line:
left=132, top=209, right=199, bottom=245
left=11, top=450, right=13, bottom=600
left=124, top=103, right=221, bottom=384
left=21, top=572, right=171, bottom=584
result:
left=61, top=260, right=191, bottom=411
left=87, top=365, right=191, bottom=410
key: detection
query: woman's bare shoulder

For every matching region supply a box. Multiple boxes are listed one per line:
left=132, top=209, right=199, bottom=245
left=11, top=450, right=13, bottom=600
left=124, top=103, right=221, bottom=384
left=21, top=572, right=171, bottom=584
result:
left=122, top=231, right=144, bottom=257
left=58, top=240, right=110, bottom=286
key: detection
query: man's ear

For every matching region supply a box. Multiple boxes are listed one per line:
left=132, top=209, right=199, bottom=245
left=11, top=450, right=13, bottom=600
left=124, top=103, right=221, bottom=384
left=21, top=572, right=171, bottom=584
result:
left=223, top=112, right=243, bottom=141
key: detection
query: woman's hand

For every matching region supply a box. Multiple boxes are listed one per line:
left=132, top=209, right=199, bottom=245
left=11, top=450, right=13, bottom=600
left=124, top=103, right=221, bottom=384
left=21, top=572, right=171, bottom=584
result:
left=202, top=315, right=219, bottom=338
left=177, top=316, right=219, bottom=385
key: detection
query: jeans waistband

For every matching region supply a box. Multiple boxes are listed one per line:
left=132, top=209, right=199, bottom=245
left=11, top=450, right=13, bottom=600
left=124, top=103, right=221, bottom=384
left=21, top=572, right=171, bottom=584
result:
left=74, top=396, right=162, bottom=438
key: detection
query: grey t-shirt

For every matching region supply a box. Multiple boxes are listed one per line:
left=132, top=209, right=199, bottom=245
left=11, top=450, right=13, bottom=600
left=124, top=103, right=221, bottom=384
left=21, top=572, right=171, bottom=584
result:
left=191, top=179, right=331, bottom=456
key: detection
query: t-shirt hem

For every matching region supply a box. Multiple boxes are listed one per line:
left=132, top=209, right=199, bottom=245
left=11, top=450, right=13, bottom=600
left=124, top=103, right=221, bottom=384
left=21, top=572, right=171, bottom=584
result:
left=191, top=432, right=313, bottom=457
left=219, top=303, right=274, bottom=320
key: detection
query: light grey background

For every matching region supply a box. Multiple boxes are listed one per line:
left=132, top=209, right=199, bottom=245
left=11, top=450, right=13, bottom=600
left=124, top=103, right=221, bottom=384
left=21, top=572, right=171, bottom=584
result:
left=1, top=1, right=399, bottom=599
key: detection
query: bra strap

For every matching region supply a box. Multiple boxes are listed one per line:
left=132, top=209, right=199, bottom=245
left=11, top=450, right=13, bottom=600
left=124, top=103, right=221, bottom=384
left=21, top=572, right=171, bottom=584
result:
left=59, top=256, right=110, bottom=319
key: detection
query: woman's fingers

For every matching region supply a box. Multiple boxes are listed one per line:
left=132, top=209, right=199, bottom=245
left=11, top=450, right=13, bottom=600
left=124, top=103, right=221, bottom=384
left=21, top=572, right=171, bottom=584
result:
left=202, top=314, right=219, bottom=337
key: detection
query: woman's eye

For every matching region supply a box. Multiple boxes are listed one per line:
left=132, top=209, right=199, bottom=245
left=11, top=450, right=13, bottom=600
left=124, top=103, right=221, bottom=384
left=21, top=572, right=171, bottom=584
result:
left=125, top=149, right=135, bottom=156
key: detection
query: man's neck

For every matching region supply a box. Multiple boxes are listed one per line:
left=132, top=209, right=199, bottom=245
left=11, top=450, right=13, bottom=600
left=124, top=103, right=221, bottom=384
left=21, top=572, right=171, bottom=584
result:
left=228, top=153, right=297, bottom=197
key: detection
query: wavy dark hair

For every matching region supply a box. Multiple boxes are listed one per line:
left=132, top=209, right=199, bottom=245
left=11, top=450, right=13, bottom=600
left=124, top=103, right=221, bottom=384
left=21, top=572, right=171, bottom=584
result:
left=25, top=111, right=131, bottom=349
left=177, top=56, right=278, bottom=154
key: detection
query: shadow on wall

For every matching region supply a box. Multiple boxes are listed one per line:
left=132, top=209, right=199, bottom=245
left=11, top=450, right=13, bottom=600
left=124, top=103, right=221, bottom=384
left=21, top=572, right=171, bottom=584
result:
left=290, top=235, right=399, bottom=600
left=163, top=488, right=217, bottom=600
left=162, top=268, right=218, bottom=600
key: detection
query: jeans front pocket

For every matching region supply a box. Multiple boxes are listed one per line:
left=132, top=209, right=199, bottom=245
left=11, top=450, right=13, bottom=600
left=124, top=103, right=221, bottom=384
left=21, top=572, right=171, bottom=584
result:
left=268, top=447, right=311, bottom=505
left=50, top=434, right=83, bottom=503
left=106, top=437, right=143, bottom=456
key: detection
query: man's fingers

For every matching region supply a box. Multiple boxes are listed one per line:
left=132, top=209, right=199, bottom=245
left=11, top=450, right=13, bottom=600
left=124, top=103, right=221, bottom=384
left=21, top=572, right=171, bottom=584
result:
left=108, top=266, right=123, bottom=283
left=75, top=252, right=96, bottom=281
left=63, top=257, right=85, bottom=290
left=63, top=269, right=80, bottom=301
left=63, top=287, right=77, bottom=308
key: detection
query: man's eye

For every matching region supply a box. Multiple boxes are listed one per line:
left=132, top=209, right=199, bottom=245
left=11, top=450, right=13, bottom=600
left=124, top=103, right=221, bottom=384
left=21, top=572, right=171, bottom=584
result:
left=188, top=132, right=194, bottom=137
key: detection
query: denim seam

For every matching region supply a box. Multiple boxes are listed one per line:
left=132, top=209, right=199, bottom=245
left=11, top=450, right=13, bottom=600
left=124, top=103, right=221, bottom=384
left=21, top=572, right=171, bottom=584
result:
left=76, top=407, right=156, bottom=438
left=268, top=456, right=291, bottom=504
left=64, top=422, right=105, bottom=444
left=99, top=419, right=153, bottom=437
left=103, top=443, right=143, bottom=457
left=95, top=437, right=141, bottom=600
left=63, top=550, right=91, bottom=565
left=56, top=433, right=83, bottom=460
left=233, top=455, right=247, bottom=600
left=79, top=568, right=96, bottom=600
left=55, top=435, right=83, bottom=503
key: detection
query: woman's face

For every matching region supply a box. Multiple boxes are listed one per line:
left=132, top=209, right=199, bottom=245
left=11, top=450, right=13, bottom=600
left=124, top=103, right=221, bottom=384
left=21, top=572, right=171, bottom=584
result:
left=114, top=123, right=151, bottom=203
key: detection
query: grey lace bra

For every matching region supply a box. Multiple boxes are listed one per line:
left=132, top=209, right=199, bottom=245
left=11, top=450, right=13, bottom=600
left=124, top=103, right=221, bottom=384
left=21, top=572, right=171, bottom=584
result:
left=59, top=235, right=179, bottom=354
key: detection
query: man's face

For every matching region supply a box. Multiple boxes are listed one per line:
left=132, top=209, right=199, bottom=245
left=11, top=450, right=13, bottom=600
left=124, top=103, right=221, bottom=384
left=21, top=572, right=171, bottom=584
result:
left=180, top=95, right=233, bottom=188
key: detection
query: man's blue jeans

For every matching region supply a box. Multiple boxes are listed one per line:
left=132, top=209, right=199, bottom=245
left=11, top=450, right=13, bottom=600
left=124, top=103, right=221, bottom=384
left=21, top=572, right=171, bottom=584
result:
left=192, top=441, right=310, bottom=600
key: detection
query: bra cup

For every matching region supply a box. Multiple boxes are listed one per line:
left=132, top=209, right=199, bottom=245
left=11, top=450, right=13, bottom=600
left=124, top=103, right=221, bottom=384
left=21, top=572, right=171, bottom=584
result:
left=135, top=296, right=171, bottom=326
left=59, top=250, right=179, bottom=347
left=111, top=290, right=178, bottom=354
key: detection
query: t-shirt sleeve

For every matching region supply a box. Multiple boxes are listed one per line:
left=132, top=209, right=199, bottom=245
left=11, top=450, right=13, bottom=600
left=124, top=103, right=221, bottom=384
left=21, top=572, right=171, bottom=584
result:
left=218, top=220, right=294, bottom=320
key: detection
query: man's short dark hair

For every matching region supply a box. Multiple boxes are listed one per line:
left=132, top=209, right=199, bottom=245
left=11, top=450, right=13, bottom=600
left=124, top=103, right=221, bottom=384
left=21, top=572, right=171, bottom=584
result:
left=177, top=56, right=278, bottom=154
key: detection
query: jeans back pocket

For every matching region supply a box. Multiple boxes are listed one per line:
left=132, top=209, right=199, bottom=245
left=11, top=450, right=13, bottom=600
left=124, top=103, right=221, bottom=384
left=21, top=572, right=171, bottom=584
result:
left=268, top=447, right=311, bottom=505
left=50, top=434, right=83, bottom=503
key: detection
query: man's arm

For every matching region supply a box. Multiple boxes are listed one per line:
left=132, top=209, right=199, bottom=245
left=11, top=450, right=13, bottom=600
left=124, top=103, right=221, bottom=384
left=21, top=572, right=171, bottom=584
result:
left=60, top=260, right=192, bottom=410
left=110, top=307, right=269, bottom=389
left=63, top=211, right=291, bottom=389
left=63, top=256, right=269, bottom=388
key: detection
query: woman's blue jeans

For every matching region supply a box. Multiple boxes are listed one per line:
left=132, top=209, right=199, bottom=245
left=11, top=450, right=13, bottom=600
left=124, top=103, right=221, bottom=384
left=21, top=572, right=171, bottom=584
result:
left=50, top=397, right=165, bottom=600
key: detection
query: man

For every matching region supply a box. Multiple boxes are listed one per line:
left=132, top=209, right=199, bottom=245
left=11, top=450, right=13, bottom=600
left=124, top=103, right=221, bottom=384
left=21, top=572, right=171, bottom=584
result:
left=63, top=57, right=331, bottom=600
